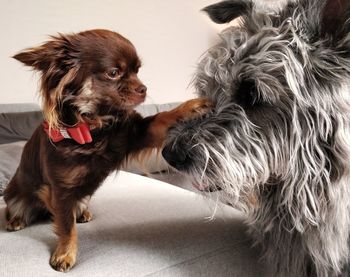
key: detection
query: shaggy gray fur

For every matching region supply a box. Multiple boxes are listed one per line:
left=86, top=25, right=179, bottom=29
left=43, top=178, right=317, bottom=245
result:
left=162, top=0, right=350, bottom=276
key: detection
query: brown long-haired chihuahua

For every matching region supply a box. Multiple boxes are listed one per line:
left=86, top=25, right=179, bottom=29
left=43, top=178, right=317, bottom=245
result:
left=4, top=29, right=211, bottom=272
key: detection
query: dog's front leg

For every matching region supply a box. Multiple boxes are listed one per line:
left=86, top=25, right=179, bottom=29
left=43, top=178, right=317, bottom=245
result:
left=142, top=98, right=212, bottom=149
left=49, top=188, right=78, bottom=272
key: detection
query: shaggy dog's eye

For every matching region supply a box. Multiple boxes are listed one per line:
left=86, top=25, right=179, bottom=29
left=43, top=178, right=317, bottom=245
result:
left=106, top=67, right=121, bottom=80
left=235, top=80, right=258, bottom=108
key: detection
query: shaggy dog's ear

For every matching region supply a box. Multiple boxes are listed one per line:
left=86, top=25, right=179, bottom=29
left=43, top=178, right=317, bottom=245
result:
left=321, top=0, right=350, bottom=37
left=202, top=0, right=253, bottom=24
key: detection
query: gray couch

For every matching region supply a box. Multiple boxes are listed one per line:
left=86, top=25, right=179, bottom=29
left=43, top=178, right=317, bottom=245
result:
left=0, top=104, right=271, bottom=277
left=0, top=103, right=181, bottom=194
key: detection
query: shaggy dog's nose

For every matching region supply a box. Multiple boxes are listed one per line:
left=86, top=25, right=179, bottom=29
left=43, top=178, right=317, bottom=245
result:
left=162, top=146, right=187, bottom=169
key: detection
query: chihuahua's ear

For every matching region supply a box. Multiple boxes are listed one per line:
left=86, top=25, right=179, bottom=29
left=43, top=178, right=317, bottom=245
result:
left=13, top=35, right=76, bottom=72
left=13, top=35, right=79, bottom=130
left=202, top=0, right=253, bottom=24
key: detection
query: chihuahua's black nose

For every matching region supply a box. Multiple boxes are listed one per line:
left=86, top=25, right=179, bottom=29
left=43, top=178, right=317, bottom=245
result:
left=136, top=85, right=147, bottom=95
left=162, top=146, right=188, bottom=170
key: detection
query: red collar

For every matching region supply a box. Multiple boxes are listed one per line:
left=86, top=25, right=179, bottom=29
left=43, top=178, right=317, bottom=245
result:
left=42, top=121, right=93, bottom=144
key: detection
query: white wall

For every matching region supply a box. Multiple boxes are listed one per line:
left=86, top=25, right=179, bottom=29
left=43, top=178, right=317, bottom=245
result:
left=0, top=0, right=221, bottom=105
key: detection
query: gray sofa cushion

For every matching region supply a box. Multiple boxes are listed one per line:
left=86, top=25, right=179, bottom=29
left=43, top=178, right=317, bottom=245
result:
left=0, top=141, right=26, bottom=195
left=0, top=111, right=43, bottom=144
left=0, top=171, right=272, bottom=277
left=124, top=102, right=180, bottom=174
left=0, top=103, right=180, bottom=145
left=0, top=103, right=41, bottom=113
left=135, top=102, right=180, bottom=115
left=0, top=103, right=43, bottom=144
left=0, top=103, right=181, bottom=195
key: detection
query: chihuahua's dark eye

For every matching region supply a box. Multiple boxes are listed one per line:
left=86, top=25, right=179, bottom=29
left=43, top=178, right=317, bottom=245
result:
left=106, top=67, right=121, bottom=80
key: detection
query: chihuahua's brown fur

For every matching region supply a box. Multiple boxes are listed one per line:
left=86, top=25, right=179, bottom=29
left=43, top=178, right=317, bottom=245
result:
left=4, top=29, right=211, bottom=272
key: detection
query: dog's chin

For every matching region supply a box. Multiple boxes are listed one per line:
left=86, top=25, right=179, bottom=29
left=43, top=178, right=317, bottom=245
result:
left=124, top=94, right=146, bottom=108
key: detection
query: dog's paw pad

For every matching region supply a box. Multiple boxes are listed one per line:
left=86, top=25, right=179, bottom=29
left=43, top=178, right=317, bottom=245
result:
left=6, top=218, right=26, bottom=232
left=77, top=210, right=93, bottom=223
left=50, top=251, right=76, bottom=272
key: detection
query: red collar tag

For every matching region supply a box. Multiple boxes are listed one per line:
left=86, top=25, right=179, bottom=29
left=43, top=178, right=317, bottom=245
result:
left=42, top=121, right=93, bottom=144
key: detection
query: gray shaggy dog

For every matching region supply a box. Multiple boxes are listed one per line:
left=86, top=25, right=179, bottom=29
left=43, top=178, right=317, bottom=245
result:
left=162, top=0, right=350, bottom=276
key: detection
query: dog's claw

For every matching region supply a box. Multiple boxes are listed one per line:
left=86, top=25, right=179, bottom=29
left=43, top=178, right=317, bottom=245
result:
left=76, top=209, right=93, bottom=223
left=6, top=217, right=26, bottom=232
left=50, top=250, right=76, bottom=272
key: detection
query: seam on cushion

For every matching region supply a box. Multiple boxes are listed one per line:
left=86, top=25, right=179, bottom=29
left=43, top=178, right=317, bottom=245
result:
left=0, top=178, right=9, bottom=196
left=144, top=239, right=251, bottom=277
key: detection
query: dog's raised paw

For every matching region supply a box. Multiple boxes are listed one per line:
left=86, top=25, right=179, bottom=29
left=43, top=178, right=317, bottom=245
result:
left=190, top=98, right=213, bottom=114
left=178, top=98, right=213, bottom=120
left=50, top=250, right=76, bottom=272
